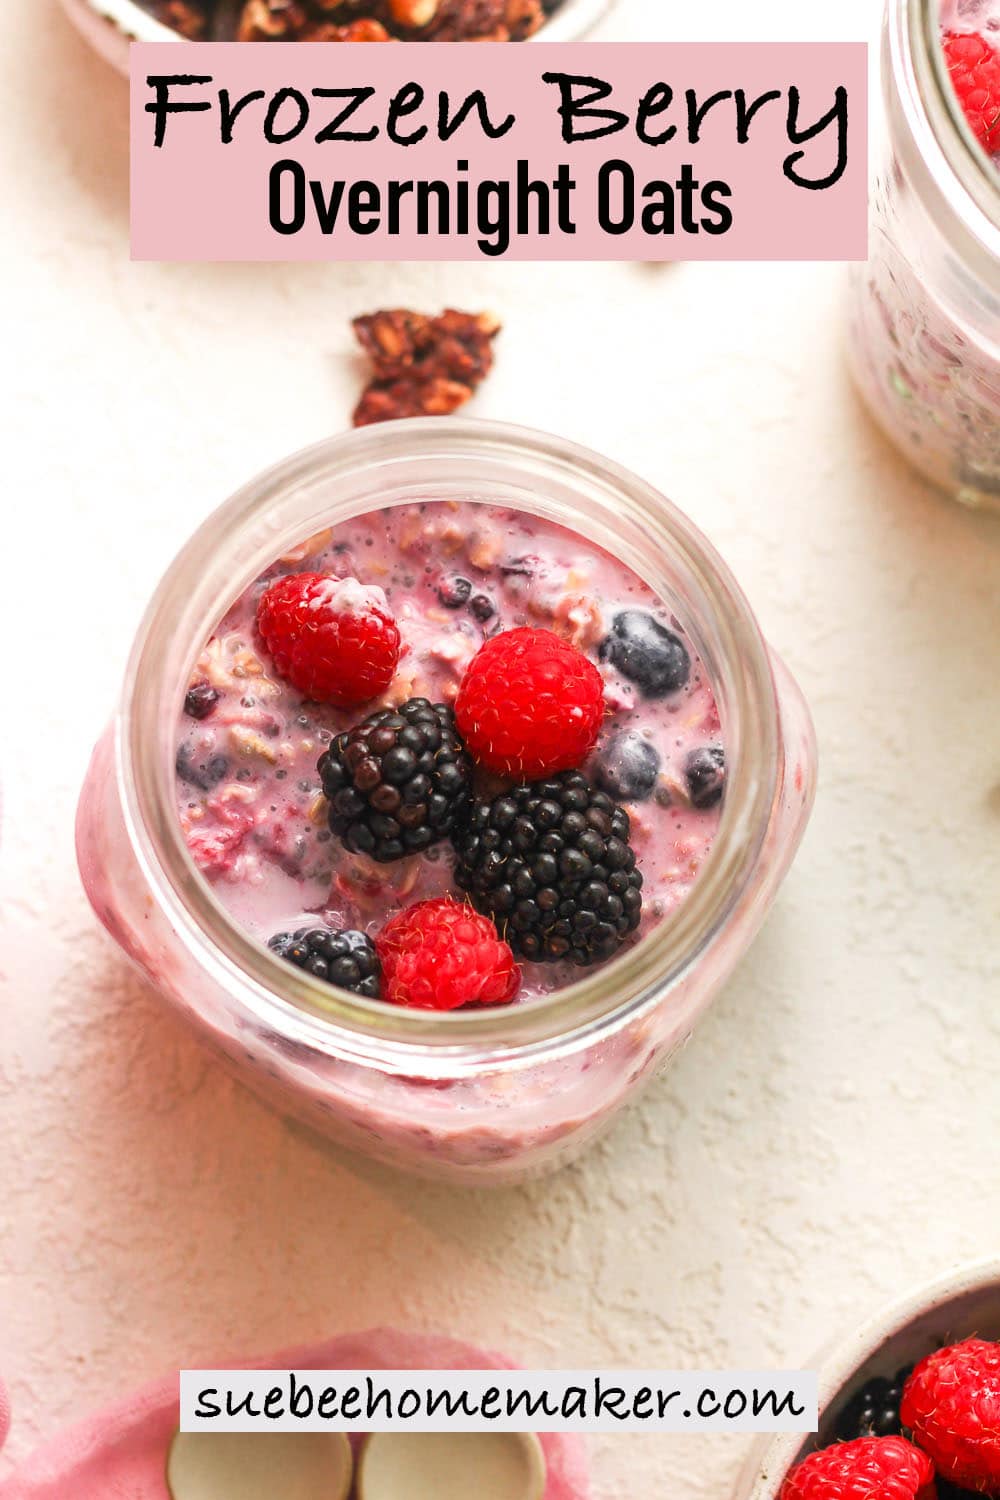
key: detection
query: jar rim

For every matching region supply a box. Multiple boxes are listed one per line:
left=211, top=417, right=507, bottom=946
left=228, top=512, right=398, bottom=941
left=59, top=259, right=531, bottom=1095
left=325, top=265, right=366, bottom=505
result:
left=118, top=418, right=782, bottom=1065
left=890, top=0, right=1000, bottom=268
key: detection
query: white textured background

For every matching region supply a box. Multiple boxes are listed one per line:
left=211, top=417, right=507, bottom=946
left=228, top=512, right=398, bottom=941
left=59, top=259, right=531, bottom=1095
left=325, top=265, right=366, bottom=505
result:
left=1, top=1, right=999, bottom=1496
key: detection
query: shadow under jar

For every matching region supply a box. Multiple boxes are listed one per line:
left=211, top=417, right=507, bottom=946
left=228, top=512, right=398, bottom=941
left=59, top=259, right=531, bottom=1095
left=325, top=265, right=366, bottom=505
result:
left=76, top=419, right=816, bottom=1185
left=849, top=0, right=1000, bottom=510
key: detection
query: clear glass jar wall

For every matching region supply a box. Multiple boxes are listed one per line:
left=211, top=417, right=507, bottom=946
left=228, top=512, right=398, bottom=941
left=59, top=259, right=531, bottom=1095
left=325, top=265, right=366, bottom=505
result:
left=849, top=0, right=1000, bottom=510
left=75, top=420, right=816, bottom=1185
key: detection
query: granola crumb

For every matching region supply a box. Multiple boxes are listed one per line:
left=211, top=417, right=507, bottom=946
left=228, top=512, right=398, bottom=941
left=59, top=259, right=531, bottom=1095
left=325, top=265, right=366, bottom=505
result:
left=351, top=309, right=501, bottom=428
left=149, top=0, right=209, bottom=36
left=299, top=16, right=391, bottom=37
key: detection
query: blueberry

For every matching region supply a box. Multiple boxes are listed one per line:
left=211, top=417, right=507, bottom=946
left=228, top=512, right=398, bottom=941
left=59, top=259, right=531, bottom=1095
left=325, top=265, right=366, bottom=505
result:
left=437, top=575, right=472, bottom=609
left=184, top=681, right=221, bottom=720
left=176, top=746, right=229, bottom=791
left=470, top=594, right=496, bottom=622
left=594, top=732, right=661, bottom=801
left=500, top=556, right=536, bottom=578
left=685, top=746, right=725, bottom=810
left=599, top=611, right=691, bottom=698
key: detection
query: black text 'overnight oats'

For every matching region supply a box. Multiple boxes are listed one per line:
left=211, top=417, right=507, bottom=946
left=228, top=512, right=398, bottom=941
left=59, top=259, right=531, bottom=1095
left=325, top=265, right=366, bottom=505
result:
left=76, top=421, right=816, bottom=1183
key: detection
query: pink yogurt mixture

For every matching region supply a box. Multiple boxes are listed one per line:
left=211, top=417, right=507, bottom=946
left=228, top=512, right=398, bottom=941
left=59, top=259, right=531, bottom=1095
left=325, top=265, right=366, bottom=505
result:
left=173, top=501, right=725, bottom=1002
left=943, top=0, right=1000, bottom=49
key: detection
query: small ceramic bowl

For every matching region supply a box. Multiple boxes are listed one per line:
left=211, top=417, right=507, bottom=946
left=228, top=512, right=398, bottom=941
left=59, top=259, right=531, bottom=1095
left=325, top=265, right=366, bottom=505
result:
left=61, top=0, right=619, bottom=74
left=734, top=1258, right=1000, bottom=1500
left=357, top=1431, right=548, bottom=1500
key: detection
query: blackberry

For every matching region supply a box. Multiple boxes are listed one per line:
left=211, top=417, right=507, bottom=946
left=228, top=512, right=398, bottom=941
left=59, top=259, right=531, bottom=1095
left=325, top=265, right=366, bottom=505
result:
left=685, top=746, right=725, bottom=810
left=318, top=698, right=472, bottom=863
left=268, top=926, right=380, bottom=998
left=452, top=770, right=643, bottom=966
left=599, top=610, right=691, bottom=698
left=833, top=1367, right=912, bottom=1443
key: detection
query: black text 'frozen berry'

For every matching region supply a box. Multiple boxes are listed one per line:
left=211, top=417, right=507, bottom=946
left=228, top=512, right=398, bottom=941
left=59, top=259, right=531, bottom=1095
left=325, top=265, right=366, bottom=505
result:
left=318, top=698, right=472, bottom=863
left=268, top=927, right=380, bottom=998
left=453, top=771, right=643, bottom=966
left=599, top=611, right=690, bottom=698
left=593, top=731, right=661, bottom=802
left=685, top=746, right=725, bottom=810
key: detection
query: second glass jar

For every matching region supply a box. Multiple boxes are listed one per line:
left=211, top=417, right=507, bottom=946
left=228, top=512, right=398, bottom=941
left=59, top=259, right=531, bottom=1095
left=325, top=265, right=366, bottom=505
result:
left=849, top=0, right=1000, bottom=510
left=76, top=419, right=816, bottom=1184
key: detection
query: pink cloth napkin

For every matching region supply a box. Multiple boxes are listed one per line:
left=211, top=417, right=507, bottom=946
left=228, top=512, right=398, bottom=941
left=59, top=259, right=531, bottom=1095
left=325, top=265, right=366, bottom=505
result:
left=0, top=1329, right=589, bottom=1500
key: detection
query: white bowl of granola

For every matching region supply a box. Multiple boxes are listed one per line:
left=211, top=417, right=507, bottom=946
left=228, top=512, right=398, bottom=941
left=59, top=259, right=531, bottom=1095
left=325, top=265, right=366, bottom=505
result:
left=62, top=0, right=618, bottom=73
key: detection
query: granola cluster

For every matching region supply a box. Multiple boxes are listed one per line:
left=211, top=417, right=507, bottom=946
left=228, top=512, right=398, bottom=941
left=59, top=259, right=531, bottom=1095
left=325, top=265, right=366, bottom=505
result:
left=142, top=0, right=562, bottom=40
left=352, top=308, right=500, bottom=425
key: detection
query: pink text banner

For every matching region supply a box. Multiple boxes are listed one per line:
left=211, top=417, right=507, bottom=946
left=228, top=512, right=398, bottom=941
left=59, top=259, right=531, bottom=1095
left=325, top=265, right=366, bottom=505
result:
left=129, top=42, right=868, bottom=262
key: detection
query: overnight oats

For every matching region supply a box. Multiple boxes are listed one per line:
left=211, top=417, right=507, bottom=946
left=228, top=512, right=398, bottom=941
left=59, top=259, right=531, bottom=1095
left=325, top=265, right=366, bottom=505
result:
left=849, top=0, right=1000, bottom=509
left=77, top=420, right=816, bottom=1183
left=175, top=502, right=726, bottom=1009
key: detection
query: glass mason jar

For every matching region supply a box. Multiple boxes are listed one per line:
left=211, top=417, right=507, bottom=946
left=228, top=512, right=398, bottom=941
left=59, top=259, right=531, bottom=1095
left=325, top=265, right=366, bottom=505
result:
left=76, top=420, right=816, bottom=1185
left=848, top=0, right=1000, bottom=510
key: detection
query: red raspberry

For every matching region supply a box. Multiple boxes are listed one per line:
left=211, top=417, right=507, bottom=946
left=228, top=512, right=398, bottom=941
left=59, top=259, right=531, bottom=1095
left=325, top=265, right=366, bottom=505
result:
left=943, top=30, right=1000, bottom=153
left=257, top=573, right=400, bottom=707
left=376, top=898, right=521, bottom=1010
left=454, top=627, right=605, bottom=779
left=185, top=801, right=257, bottom=876
left=781, top=1436, right=936, bottom=1500
left=901, top=1337, right=1000, bottom=1492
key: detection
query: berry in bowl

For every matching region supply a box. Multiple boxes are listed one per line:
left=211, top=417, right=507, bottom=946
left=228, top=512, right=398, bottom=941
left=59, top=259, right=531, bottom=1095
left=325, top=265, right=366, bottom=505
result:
left=76, top=418, right=816, bottom=1183
left=736, top=1261, right=1000, bottom=1500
